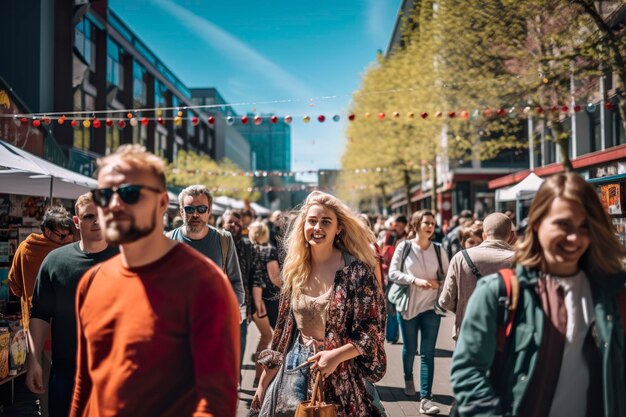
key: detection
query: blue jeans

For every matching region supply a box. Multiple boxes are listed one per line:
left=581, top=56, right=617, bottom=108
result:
left=386, top=309, right=400, bottom=342
left=48, top=366, right=74, bottom=417
left=240, top=320, right=248, bottom=381
left=399, top=309, right=441, bottom=397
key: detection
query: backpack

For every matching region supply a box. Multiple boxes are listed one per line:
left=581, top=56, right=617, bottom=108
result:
left=216, top=229, right=230, bottom=273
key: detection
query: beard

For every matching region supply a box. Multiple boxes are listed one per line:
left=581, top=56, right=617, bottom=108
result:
left=104, top=212, right=156, bottom=244
left=184, top=218, right=207, bottom=234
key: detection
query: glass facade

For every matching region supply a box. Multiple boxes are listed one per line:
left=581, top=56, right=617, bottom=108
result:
left=106, top=38, right=124, bottom=90
left=74, top=19, right=95, bottom=69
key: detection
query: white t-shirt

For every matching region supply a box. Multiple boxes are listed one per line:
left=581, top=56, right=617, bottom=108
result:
left=549, top=270, right=595, bottom=417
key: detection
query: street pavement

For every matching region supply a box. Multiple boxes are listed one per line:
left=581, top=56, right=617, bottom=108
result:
left=237, top=314, right=456, bottom=417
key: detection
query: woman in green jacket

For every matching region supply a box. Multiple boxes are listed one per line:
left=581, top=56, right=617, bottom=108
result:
left=451, top=172, right=626, bottom=417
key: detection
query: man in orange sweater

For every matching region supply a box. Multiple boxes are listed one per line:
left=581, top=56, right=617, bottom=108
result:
left=9, top=205, right=74, bottom=416
left=70, top=144, right=240, bottom=417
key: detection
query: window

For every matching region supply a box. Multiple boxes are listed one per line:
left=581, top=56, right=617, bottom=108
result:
left=73, top=89, right=95, bottom=151
left=75, top=19, right=96, bottom=69
left=106, top=38, right=124, bottom=90
left=155, top=81, right=167, bottom=109
left=133, top=61, right=147, bottom=105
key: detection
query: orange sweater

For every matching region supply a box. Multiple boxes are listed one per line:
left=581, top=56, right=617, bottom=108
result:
left=8, top=233, right=63, bottom=330
left=70, top=243, right=240, bottom=417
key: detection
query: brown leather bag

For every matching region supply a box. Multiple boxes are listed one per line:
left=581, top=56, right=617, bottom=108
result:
left=294, top=371, right=338, bottom=417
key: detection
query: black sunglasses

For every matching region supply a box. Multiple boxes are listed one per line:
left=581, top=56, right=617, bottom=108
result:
left=91, top=184, right=163, bottom=207
left=50, top=229, right=71, bottom=240
left=183, top=205, right=209, bottom=214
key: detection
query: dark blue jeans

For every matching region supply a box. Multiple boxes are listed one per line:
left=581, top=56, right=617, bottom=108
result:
left=399, top=309, right=441, bottom=397
left=386, top=308, right=400, bottom=342
left=48, top=366, right=74, bottom=417
left=240, top=320, right=248, bottom=380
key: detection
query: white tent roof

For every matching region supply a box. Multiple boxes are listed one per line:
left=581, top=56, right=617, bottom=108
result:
left=213, top=195, right=270, bottom=216
left=495, top=172, right=544, bottom=202
left=0, top=140, right=98, bottom=199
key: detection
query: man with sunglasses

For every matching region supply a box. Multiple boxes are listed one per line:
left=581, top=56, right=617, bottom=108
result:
left=69, top=145, right=240, bottom=417
left=166, top=185, right=246, bottom=312
left=8, top=206, right=74, bottom=416
left=27, top=193, right=118, bottom=417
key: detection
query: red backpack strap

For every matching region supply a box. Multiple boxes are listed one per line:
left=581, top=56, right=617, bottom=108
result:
left=496, top=268, right=519, bottom=351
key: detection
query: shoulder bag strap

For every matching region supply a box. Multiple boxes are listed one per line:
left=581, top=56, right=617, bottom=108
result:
left=218, top=231, right=230, bottom=273
left=399, top=240, right=412, bottom=273
left=461, top=249, right=482, bottom=279
left=496, top=268, right=519, bottom=352
left=433, top=243, right=444, bottom=281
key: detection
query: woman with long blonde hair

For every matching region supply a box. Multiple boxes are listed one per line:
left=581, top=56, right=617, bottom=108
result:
left=251, top=191, right=387, bottom=417
left=452, top=172, right=626, bottom=417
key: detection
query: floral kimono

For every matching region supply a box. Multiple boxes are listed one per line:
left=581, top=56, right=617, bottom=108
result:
left=263, top=255, right=387, bottom=417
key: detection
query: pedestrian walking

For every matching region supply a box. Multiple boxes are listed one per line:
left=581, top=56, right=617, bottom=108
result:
left=221, top=209, right=263, bottom=383
left=69, top=144, right=240, bottom=417
left=9, top=205, right=74, bottom=417
left=460, top=223, right=484, bottom=249
left=451, top=172, right=626, bottom=417
left=166, top=185, right=245, bottom=310
left=247, top=221, right=282, bottom=387
left=438, top=212, right=515, bottom=340
left=251, top=191, right=387, bottom=417
left=388, top=209, right=449, bottom=415
left=379, top=215, right=408, bottom=343
left=27, top=193, right=118, bottom=417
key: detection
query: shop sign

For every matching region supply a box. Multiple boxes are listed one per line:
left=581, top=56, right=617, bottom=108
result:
left=599, top=183, right=623, bottom=215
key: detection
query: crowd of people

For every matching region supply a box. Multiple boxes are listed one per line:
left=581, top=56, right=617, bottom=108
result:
left=6, top=144, right=626, bottom=417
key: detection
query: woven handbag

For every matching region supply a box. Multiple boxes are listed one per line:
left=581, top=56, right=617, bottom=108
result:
left=294, top=371, right=338, bottom=417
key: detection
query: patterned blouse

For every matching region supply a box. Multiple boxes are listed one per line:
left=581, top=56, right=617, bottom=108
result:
left=263, top=255, right=387, bottom=417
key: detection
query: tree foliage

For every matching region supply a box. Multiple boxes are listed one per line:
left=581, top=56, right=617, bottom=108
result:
left=340, top=0, right=626, bottom=210
left=165, top=150, right=258, bottom=201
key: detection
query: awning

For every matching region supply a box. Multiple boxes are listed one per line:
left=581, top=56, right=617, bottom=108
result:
left=0, top=140, right=97, bottom=200
left=495, top=172, right=544, bottom=203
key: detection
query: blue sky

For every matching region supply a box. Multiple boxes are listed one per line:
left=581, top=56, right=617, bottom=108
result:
left=109, top=0, right=402, bottom=174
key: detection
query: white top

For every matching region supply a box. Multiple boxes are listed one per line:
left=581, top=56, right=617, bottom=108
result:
left=549, top=270, right=595, bottom=417
left=388, top=241, right=449, bottom=320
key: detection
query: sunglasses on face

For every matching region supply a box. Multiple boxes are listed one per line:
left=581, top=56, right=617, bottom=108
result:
left=183, top=205, right=209, bottom=214
left=91, top=184, right=163, bottom=207
left=50, top=229, right=71, bottom=240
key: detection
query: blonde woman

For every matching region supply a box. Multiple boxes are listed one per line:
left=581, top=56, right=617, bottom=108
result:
left=452, top=173, right=626, bottom=417
left=248, top=221, right=281, bottom=386
left=251, top=192, right=387, bottom=417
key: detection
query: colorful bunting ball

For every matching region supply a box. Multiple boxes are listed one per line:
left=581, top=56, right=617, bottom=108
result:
left=378, top=112, right=385, bottom=120
left=118, top=120, right=126, bottom=128
left=573, top=105, right=581, bottom=113
left=270, top=115, right=278, bottom=124
left=483, top=109, right=493, bottom=118
left=348, top=114, right=355, bottom=121
left=435, top=111, right=442, bottom=118
left=550, top=106, right=559, bottom=113
left=317, top=115, right=325, bottom=123
left=586, top=103, right=597, bottom=113
left=460, top=110, right=469, bottom=120
left=57, top=116, right=65, bottom=125
left=71, top=120, right=78, bottom=127
left=177, top=110, right=183, bottom=117
left=192, top=117, right=199, bottom=126
left=284, top=115, right=292, bottom=124
left=535, top=107, right=544, bottom=114
left=406, top=112, right=414, bottom=119
left=157, top=117, right=164, bottom=125
left=561, top=105, right=569, bottom=113
left=496, top=108, right=506, bottom=117
left=208, top=116, right=216, bottom=125
left=82, top=120, right=91, bottom=128
left=20, top=117, right=27, bottom=125
left=93, top=119, right=101, bottom=128
left=241, top=116, right=249, bottom=125
left=364, top=112, right=371, bottom=120
left=254, top=115, right=262, bottom=125
left=42, top=117, right=51, bottom=125
left=32, top=119, right=41, bottom=127
left=127, top=112, right=133, bottom=119
left=392, top=112, right=400, bottom=119
left=130, top=118, right=138, bottom=127
left=420, top=112, right=428, bottom=119
left=303, top=115, right=311, bottom=123
left=605, top=102, right=614, bottom=111
left=448, top=111, right=456, bottom=119
left=174, top=116, right=182, bottom=126
left=523, top=106, right=531, bottom=115
left=106, top=119, right=113, bottom=127
left=332, top=115, right=340, bottom=122
left=141, top=117, right=149, bottom=126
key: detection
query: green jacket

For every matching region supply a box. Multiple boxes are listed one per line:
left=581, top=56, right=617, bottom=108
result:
left=451, top=265, right=626, bottom=417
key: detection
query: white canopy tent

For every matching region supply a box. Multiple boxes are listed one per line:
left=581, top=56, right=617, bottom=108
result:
left=213, top=195, right=271, bottom=216
left=0, top=140, right=98, bottom=200
left=495, top=172, right=544, bottom=203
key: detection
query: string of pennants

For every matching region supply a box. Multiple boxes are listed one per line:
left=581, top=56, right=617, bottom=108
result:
left=208, top=184, right=375, bottom=193
left=3, top=102, right=615, bottom=129
left=171, top=167, right=395, bottom=177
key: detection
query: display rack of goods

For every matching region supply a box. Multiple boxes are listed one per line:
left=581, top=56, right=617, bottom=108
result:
left=0, top=328, right=9, bottom=379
